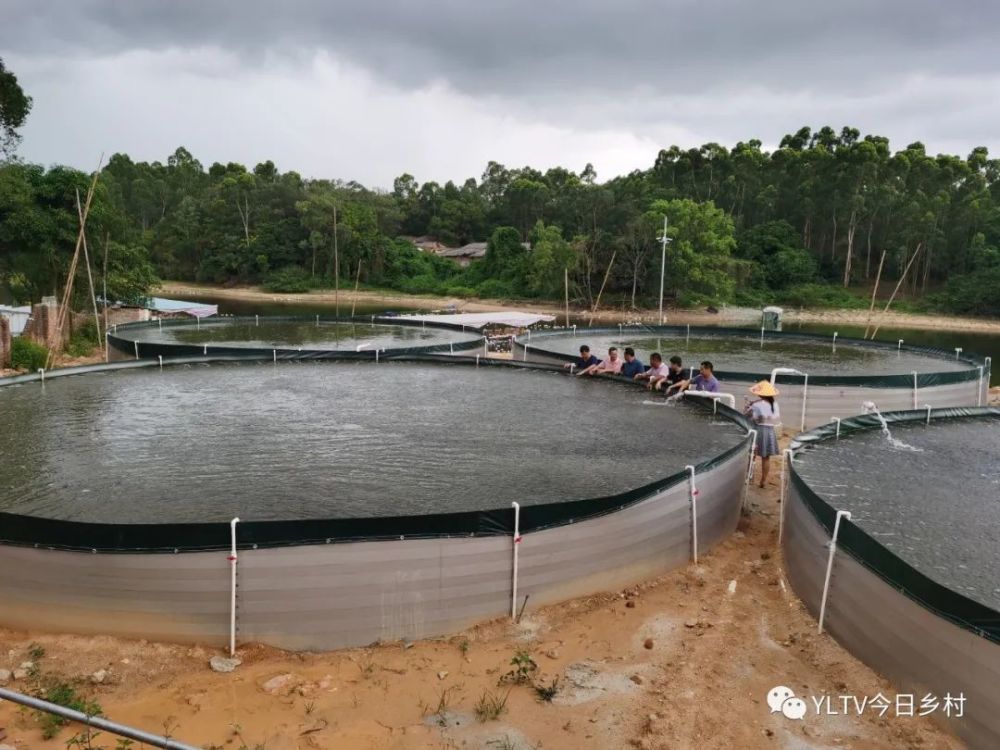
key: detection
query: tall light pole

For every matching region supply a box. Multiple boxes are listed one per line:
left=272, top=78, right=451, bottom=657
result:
left=656, top=216, right=672, bottom=324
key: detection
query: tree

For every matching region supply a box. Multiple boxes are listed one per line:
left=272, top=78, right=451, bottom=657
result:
left=651, top=198, right=736, bottom=304
left=0, top=58, right=32, bottom=159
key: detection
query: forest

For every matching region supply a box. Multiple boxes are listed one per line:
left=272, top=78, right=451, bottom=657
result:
left=1, top=61, right=999, bottom=316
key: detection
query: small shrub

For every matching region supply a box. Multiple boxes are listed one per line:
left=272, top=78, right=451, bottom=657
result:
left=474, top=688, right=510, bottom=722
left=67, top=322, right=100, bottom=357
left=499, top=650, right=537, bottom=685
left=28, top=642, right=46, bottom=661
left=533, top=676, right=560, bottom=702
left=36, top=681, right=102, bottom=739
left=10, top=336, right=49, bottom=371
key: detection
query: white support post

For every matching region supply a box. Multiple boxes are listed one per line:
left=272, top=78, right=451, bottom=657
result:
left=203, top=344, right=207, bottom=356
left=483, top=337, right=488, bottom=357
left=158, top=355, right=163, bottom=371
left=686, top=324, right=690, bottom=347
left=272, top=349, right=276, bottom=363
left=527, top=329, right=531, bottom=340
left=925, top=404, right=932, bottom=424
left=228, top=517, right=240, bottom=657
left=476, top=355, right=480, bottom=368
left=375, top=349, right=380, bottom=363
left=37, top=367, right=45, bottom=383
left=760, top=325, right=765, bottom=348
left=778, top=448, right=793, bottom=545
left=569, top=364, right=575, bottom=375
left=832, top=417, right=841, bottom=439
left=255, top=314, right=259, bottom=327
left=449, top=342, right=454, bottom=355
left=571, top=324, right=577, bottom=337
left=619, top=323, right=623, bottom=336
left=977, top=366, right=984, bottom=407
left=523, top=344, right=529, bottom=362
left=685, top=465, right=699, bottom=564
left=954, top=347, right=962, bottom=359
left=912, top=371, right=919, bottom=409
left=316, top=314, right=319, bottom=327
left=105, top=331, right=110, bottom=363
left=818, top=510, right=851, bottom=635
left=743, top=429, right=757, bottom=507
left=196, top=317, right=200, bottom=330
left=134, top=341, right=139, bottom=360
left=158, top=319, right=162, bottom=330
left=510, top=502, right=521, bottom=619
left=800, top=373, right=809, bottom=432
left=832, top=332, right=838, bottom=353
left=897, top=339, right=904, bottom=354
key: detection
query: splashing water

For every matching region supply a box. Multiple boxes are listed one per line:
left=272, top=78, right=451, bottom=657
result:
left=862, top=402, right=924, bottom=452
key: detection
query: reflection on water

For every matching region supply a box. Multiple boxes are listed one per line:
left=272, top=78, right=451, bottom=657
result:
left=796, top=418, right=1000, bottom=608
left=0, top=363, right=743, bottom=523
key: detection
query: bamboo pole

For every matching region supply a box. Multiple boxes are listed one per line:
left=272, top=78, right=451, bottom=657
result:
left=870, top=242, right=923, bottom=340
left=333, top=203, right=339, bottom=319
left=862, top=249, right=886, bottom=339
left=47, top=156, right=102, bottom=368
left=102, top=232, right=109, bottom=334
left=350, top=258, right=362, bottom=317
left=76, top=189, right=104, bottom=352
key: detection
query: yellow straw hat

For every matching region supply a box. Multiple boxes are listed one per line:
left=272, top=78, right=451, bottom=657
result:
left=750, top=380, right=779, bottom=397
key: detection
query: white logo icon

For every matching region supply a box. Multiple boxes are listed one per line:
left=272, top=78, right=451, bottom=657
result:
left=767, top=686, right=806, bottom=720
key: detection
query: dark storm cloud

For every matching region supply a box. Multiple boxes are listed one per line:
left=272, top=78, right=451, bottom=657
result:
left=4, top=0, right=999, bottom=99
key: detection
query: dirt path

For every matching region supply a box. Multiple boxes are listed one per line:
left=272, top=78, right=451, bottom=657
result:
left=0, top=472, right=963, bottom=750
left=158, top=281, right=1000, bottom=334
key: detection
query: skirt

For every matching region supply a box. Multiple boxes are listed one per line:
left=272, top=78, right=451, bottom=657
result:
left=755, top=425, right=779, bottom=457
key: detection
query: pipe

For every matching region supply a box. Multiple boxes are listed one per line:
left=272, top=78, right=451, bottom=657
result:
left=229, top=517, right=240, bottom=656
left=510, top=502, right=521, bottom=619
left=685, top=465, right=699, bottom=563
left=572, top=324, right=576, bottom=337
left=778, top=448, right=793, bottom=545
left=0, top=688, right=200, bottom=750
left=158, top=355, right=163, bottom=371
left=818, top=510, right=852, bottom=634
left=977, top=366, right=984, bottom=407
left=449, top=342, right=454, bottom=355
left=272, top=349, right=276, bottom=363
left=476, top=355, right=480, bottom=368
left=683, top=390, right=736, bottom=410
left=898, top=339, right=904, bottom=354
left=743, top=429, right=757, bottom=509
left=832, top=332, right=838, bottom=353
left=316, top=314, right=319, bottom=327
left=832, top=417, right=841, bottom=439
left=523, top=344, right=529, bottom=362
left=760, top=325, right=765, bottom=348
left=800, top=373, right=809, bottom=432
left=375, top=349, right=380, bottom=363
left=37, top=367, right=45, bottom=383
left=255, top=314, right=259, bottom=327
left=158, top=318, right=162, bottom=330
left=686, top=323, right=690, bottom=347
left=483, top=336, right=488, bottom=357
left=104, top=331, right=109, bottom=363
left=954, top=347, right=962, bottom=359
left=926, top=404, right=932, bottom=424
left=134, top=341, right=140, bottom=360
left=203, top=344, right=207, bottom=356
left=912, top=371, right=919, bottom=409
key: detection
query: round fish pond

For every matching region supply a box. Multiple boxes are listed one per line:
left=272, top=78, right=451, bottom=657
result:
left=108, top=317, right=485, bottom=358
left=782, top=408, right=1000, bottom=747
left=0, top=359, right=752, bottom=651
left=515, top=326, right=991, bottom=430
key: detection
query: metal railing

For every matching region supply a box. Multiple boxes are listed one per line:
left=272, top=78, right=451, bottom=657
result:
left=0, top=687, right=201, bottom=749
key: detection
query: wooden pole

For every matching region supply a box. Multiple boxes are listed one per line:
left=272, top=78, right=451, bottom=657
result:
left=564, top=267, right=570, bottom=327
left=350, top=258, right=362, bottom=317
left=333, top=203, right=339, bottom=319
left=589, top=250, right=617, bottom=324
left=862, top=249, right=886, bottom=339
left=102, top=231, right=109, bottom=334
left=76, top=189, right=104, bottom=352
left=870, top=242, right=923, bottom=340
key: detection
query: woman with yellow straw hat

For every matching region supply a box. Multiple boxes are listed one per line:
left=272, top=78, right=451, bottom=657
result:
left=744, top=380, right=780, bottom=488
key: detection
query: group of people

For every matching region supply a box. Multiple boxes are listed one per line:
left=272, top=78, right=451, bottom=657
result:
left=564, top=344, right=780, bottom=487
left=566, top=344, right=719, bottom=397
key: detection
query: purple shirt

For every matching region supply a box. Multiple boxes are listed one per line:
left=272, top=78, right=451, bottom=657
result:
left=691, top=373, right=720, bottom=392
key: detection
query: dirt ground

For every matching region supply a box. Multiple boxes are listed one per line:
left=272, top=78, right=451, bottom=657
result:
left=0, top=465, right=967, bottom=750
left=158, top=281, right=1000, bottom=334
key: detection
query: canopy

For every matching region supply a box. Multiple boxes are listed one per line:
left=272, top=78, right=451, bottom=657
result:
left=144, top=297, right=218, bottom=318
left=395, top=312, right=555, bottom=330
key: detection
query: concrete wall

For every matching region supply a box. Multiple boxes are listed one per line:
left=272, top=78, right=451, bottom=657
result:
left=782, top=480, right=1000, bottom=749
left=0, top=449, right=747, bottom=652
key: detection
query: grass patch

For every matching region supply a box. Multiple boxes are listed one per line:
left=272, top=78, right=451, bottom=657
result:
left=35, top=680, right=103, bottom=740
left=474, top=688, right=510, bottom=722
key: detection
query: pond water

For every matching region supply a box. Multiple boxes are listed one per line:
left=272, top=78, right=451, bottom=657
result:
left=0, top=362, right=744, bottom=523
left=526, top=331, right=969, bottom=377
left=120, top=320, right=479, bottom=351
left=795, top=416, right=1000, bottom=609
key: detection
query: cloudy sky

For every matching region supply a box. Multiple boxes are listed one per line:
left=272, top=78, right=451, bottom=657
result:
left=3, top=0, right=997, bottom=187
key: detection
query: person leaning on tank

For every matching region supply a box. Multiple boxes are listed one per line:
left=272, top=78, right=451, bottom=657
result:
left=744, top=380, right=781, bottom=488
left=620, top=347, right=646, bottom=379
left=657, top=355, right=686, bottom=394
left=579, top=346, right=623, bottom=376
left=674, top=360, right=720, bottom=394
left=634, top=352, right=670, bottom=390
left=564, top=344, right=600, bottom=373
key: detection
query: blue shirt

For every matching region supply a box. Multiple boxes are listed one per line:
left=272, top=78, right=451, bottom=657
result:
left=691, top=373, right=720, bottom=392
left=621, top=359, right=645, bottom=378
left=573, top=355, right=600, bottom=369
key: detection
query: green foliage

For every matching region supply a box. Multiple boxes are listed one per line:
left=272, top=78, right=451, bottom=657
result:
left=67, top=321, right=100, bottom=357
left=35, top=681, right=102, bottom=740
left=500, top=650, right=538, bottom=685
left=533, top=676, right=561, bottom=702
left=935, top=265, right=1000, bottom=316
left=473, top=688, right=510, bottom=722
left=765, top=248, right=818, bottom=289
left=263, top=265, right=314, bottom=293
left=653, top=198, right=736, bottom=303
left=0, top=57, right=33, bottom=158
left=779, top=283, right=869, bottom=309
left=10, top=336, right=48, bottom=371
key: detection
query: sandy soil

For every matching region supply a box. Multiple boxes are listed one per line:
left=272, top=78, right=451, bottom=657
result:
left=0, top=466, right=965, bottom=750
left=158, top=281, right=1000, bottom=334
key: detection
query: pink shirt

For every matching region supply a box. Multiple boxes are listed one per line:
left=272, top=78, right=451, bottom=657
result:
left=597, top=357, right=622, bottom=374
left=645, top=363, right=670, bottom=379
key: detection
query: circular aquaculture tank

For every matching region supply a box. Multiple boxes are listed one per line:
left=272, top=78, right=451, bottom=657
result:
left=0, top=358, right=753, bottom=651
left=515, top=326, right=991, bottom=430
left=108, top=316, right=484, bottom=359
left=783, top=407, right=1000, bottom=747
